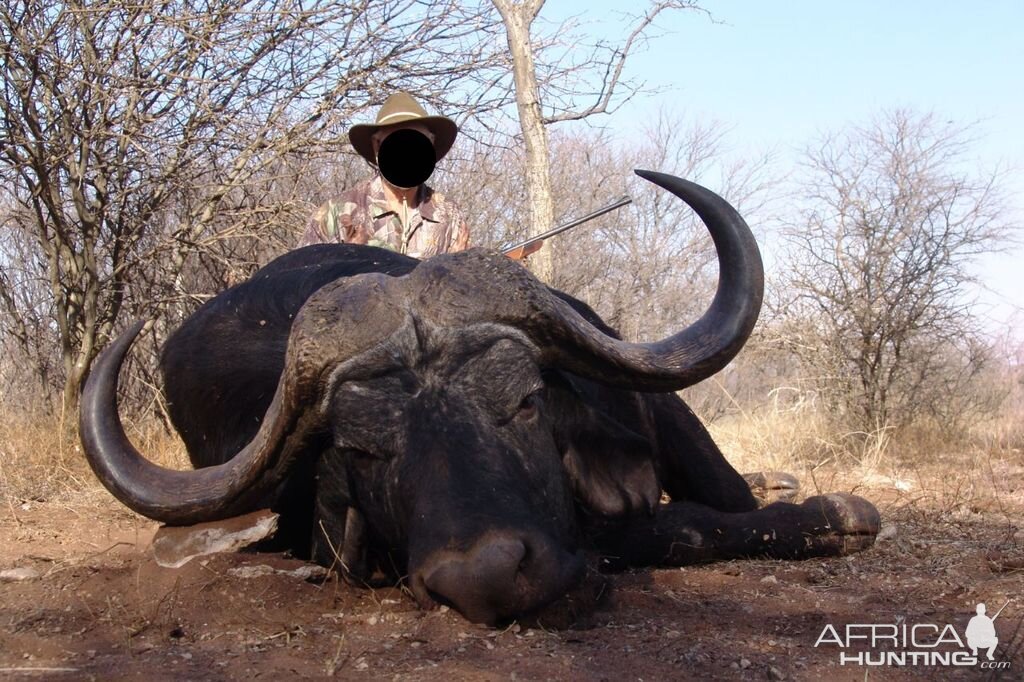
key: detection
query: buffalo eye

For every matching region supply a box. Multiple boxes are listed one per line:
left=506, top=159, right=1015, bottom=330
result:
left=516, top=393, right=539, bottom=421
left=341, top=446, right=391, bottom=468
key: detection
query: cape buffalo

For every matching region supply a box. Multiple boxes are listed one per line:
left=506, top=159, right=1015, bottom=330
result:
left=80, top=170, right=880, bottom=625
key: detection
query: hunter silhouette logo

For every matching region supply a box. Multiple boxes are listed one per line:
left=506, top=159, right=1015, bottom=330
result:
left=814, top=600, right=1013, bottom=669
left=966, top=601, right=1008, bottom=661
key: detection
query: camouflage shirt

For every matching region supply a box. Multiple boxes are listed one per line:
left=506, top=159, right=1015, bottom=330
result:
left=301, top=176, right=470, bottom=257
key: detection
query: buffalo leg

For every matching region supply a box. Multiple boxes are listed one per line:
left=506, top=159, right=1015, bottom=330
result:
left=590, top=493, right=880, bottom=571
left=646, top=394, right=759, bottom=513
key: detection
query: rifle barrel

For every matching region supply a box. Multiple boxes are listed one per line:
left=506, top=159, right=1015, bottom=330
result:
left=501, top=195, right=632, bottom=255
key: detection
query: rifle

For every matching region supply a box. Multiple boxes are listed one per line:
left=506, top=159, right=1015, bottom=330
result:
left=502, top=195, right=632, bottom=261
left=991, top=600, right=1011, bottom=621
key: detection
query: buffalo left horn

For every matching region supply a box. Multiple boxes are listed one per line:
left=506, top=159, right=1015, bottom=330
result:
left=537, top=170, right=764, bottom=391
left=415, top=171, right=763, bottom=391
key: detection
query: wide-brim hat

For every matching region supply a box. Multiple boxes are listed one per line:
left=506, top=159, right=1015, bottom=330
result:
left=349, top=92, right=459, bottom=166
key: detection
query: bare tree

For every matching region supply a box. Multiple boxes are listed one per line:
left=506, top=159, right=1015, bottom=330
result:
left=0, top=0, right=506, bottom=410
left=781, top=109, right=1014, bottom=433
left=554, top=114, right=774, bottom=340
left=489, top=0, right=704, bottom=281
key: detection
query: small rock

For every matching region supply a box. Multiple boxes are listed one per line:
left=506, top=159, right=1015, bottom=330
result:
left=740, top=658, right=751, bottom=669
left=769, top=666, right=785, bottom=680
left=226, top=564, right=327, bottom=580
left=0, top=567, right=40, bottom=581
left=760, top=575, right=778, bottom=585
left=876, top=524, right=898, bottom=542
left=227, top=565, right=275, bottom=579
left=986, top=549, right=1024, bottom=573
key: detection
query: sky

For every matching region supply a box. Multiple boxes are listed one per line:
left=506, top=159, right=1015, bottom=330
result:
left=543, top=1, right=1024, bottom=339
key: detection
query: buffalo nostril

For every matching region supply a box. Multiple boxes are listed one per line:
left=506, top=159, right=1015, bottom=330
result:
left=475, top=537, right=528, bottom=581
left=413, top=532, right=582, bottom=624
left=424, top=537, right=527, bottom=591
left=415, top=535, right=529, bottom=623
left=519, top=547, right=530, bottom=574
left=425, top=587, right=457, bottom=611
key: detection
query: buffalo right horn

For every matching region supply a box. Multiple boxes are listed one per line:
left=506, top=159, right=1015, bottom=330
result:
left=80, top=321, right=323, bottom=525
left=80, top=272, right=412, bottom=526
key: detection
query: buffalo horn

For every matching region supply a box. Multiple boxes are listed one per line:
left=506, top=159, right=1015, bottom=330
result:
left=79, top=320, right=321, bottom=525
left=534, top=170, right=764, bottom=391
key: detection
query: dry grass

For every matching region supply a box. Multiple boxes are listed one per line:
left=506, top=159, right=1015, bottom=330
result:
left=708, top=400, right=1024, bottom=529
left=0, top=404, right=189, bottom=507
left=2, top=397, right=1022, bottom=530
left=0, top=406, right=90, bottom=505
left=711, top=399, right=1024, bottom=671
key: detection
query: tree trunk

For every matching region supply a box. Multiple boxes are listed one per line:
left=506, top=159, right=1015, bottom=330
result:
left=493, top=0, right=556, bottom=282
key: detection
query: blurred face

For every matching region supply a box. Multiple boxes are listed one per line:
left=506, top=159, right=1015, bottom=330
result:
left=373, top=122, right=438, bottom=189
left=371, top=122, right=436, bottom=157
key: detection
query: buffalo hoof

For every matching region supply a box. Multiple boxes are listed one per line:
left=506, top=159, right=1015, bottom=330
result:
left=801, top=493, right=881, bottom=556
left=743, top=471, right=800, bottom=505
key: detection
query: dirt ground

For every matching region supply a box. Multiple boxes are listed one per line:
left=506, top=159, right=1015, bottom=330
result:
left=1, top=463, right=1022, bottom=681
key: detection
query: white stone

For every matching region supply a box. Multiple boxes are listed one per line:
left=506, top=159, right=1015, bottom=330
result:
left=0, top=567, right=40, bottom=581
left=226, top=564, right=328, bottom=580
left=151, top=510, right=279, bottom=568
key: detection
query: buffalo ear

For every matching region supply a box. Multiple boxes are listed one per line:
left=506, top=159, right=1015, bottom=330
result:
left=546, top=374, right=660, bottom=518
